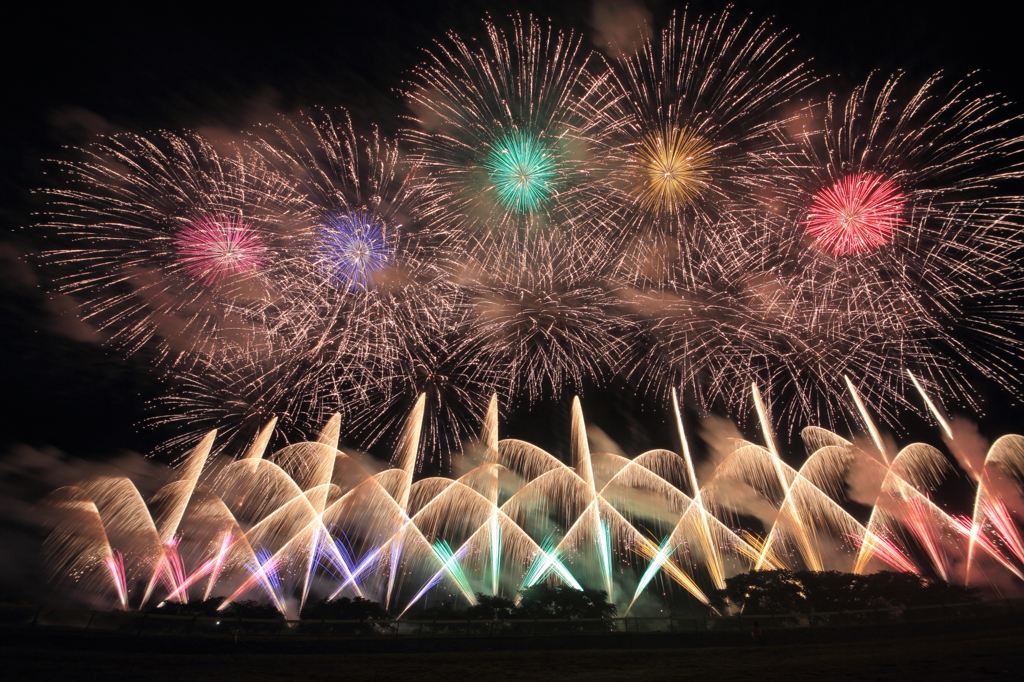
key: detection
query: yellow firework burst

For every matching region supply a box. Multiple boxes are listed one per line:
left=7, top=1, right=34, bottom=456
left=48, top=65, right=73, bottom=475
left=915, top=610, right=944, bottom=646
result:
left=632, top=127, right=714, bottom=212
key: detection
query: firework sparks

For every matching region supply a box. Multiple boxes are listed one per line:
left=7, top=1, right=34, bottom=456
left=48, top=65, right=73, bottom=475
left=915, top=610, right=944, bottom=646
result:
left=603, top=8, right=814, bottom=240
left=804, top=174, right=906, bottom=256
left=483, top=129, right=559, bottom=214
left=316, top=211, right=392, bottom=290
left=404, top=14, right=619, bottom=234
left=632, top=127, right=714, bottom=213
left=44, top=387, right=1024, bottom=617
left=174, top=213, right=269, bottom=284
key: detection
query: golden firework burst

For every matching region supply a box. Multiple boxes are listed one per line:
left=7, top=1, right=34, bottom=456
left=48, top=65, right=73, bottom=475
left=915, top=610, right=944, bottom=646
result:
left=632, top=127, right=714, bottom=212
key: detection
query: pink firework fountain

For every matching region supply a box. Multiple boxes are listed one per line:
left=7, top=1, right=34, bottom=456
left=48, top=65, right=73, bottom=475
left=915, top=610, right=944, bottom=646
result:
left=173, top=213, right=269, bottom=284
left=804, top=174, right=907, bottom=256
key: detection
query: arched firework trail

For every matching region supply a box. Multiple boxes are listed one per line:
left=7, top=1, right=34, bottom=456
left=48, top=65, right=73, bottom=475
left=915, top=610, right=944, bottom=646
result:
left=404, top=14, right=622, bottom=244
left=42, top=389, right=1024, bottom=615
left=600, top=8, right=814, bottom=252
left=40, top=131, right=313, bottom=366
left=780, top=72, right=1024, bottom=417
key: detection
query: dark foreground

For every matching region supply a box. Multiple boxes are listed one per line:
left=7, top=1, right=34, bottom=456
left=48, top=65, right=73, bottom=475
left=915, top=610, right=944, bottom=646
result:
left=5, top=624, right=1022, bottom=681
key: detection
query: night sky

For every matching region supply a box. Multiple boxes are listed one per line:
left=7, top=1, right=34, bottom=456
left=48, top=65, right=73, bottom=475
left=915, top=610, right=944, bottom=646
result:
left=2, top=0, right=1022, bottom=467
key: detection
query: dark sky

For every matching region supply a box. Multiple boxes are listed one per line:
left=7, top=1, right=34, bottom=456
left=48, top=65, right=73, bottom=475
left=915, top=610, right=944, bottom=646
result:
left=1, top=0, right=1022, bottom=464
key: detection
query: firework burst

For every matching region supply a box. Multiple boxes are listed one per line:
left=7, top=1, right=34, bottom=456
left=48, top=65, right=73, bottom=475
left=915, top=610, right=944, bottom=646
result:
left=459, top=231, right=631, bottom=406
left=404, top=14, right=620, bottom=237
left=602, top=8, right=814, bottom=244
left=803, top=173, right=906, bottom=256
left=40, top=130, right=311, bottom=363
left=316, top=211, right=393, bottom=290
left=781, top=71, right=1024, bottom=412
left=174, top=213, right=270, bottom=284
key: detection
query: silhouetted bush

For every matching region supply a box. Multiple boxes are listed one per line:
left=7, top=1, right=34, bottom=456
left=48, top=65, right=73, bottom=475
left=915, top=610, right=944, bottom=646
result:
left=465, top=594, right=517, bottom=620
left=713, top=570, right=980, bottom=615
left=409, top=585, right=617, bottom=624
left=517, top=584, right=617, bottom=619
left=221, top=599, right=282, bottom=619
left=302, top=596, right=390, bottom=620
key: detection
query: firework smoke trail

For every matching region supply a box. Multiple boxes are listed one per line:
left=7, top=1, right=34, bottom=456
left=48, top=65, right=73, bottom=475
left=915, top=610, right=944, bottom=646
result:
left=781, top=71, right=1024, bottom=418
left=40, top=130, right=312, bottom=366
left=404, top=14, right=621, bottom=240
left=601, top=7, right=814, bottom=245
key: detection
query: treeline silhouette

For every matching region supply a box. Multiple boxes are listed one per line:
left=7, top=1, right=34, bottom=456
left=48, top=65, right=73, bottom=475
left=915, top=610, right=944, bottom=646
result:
left=146, top=585, right=617, bottom=622
left=713, top=570, right=980, bottom=615
left=146, top=571, right=974, bottom=623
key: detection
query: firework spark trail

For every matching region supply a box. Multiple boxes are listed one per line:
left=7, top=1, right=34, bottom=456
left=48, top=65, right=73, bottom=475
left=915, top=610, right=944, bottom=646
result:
left=670, top=389, right=727, bottom=590
left=628, top=536, right=679, bottom=613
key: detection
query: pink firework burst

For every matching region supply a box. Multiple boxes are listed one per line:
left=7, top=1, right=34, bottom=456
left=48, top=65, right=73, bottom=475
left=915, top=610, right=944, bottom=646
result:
left=804, top=173, right=906, bottom=256
left=174, top=213, right=269, bottom=284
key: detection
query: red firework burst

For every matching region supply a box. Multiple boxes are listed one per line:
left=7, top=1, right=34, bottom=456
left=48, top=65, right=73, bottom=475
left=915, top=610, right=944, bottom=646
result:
left=174, top=213, right=269, bottom=284
left=804, top=173, right=906, bottom=256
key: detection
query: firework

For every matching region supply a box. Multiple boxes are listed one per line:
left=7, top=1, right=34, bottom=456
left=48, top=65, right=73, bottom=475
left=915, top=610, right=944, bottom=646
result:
left=44, top=386, right=1024, bottom=616
left=31, top=11, right=1024, bottom=473
left=780, top=71, right=1024, bottom=414
left=40, top=130, right=311, bottom=363
left=404, top=14, right=620, bottom=237
left=482, top=129, right=559, bottom=214
left=244, top=109, right=469, bottom=459
left=316, top=211, right=393, bottom=290
left=803, top=173, right=906, bottom=256
left=457, top=230, right=632, bottom=406
left=601, top=8, right=814, bottom=243
left=174, top=213, right=270, bottom=284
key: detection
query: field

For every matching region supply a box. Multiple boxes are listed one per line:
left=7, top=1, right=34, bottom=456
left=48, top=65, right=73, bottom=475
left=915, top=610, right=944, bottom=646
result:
left=5, top=623, right=1021, bottom=681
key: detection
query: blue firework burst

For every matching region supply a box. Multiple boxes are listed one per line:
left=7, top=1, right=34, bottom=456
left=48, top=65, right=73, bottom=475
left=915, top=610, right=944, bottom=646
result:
left=316, top=211, right=393, bottom=290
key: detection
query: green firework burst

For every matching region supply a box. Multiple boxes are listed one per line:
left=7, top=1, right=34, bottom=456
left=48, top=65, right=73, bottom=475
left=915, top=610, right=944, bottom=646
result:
left=484, top=130, right=558, bottom=213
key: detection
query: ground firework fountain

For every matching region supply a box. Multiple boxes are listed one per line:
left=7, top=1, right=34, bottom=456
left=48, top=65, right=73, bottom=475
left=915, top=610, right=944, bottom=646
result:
left=44, top=380, right=1024, bottom=618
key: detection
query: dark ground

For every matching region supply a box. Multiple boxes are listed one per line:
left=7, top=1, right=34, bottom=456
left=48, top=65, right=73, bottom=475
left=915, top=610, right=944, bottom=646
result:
left=5, top=625, right=1022, bottom=681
